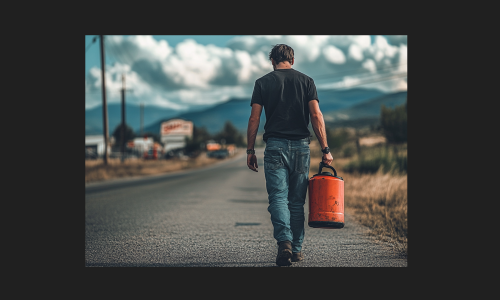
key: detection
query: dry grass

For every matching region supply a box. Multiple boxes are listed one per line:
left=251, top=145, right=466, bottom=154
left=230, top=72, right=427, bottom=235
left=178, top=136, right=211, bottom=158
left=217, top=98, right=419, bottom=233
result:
left=308, top=139, right=408, bottom=255
left=85, top=150, right=242, bottom=184
left=358, top=135, right=386, bottom=147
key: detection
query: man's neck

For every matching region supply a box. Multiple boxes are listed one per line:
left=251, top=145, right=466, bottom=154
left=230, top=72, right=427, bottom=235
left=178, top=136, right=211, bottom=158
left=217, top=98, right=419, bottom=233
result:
left=274, top=61, right=293, bottom=70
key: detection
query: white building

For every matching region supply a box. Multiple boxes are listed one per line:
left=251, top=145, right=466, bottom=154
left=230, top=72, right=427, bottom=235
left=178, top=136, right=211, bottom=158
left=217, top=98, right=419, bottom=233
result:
left=160, top=119, right=193, bottom=152
left=127, top=137, right=154, bottom=156
left=85, top=135, right=111, bottom=158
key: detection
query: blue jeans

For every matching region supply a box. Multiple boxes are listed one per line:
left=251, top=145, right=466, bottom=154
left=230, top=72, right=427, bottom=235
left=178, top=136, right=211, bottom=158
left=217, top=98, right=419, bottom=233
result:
left=264, top=137, right=310, bottom=253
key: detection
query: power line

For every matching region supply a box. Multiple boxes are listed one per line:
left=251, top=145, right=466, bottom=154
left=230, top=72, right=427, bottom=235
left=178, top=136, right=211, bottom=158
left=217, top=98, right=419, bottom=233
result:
left=119, top=43, right=136, bottom=63
left=105, top=40, right=129, bottom=64
left=105, top=36, right=135, bottom=64
left=85, top=90, right=135, bottom=97
left=312, top=61, right=407, bottom=81
left=323, top=72, right=407, bottom=90
left=85, top=36, right=98, bottom=54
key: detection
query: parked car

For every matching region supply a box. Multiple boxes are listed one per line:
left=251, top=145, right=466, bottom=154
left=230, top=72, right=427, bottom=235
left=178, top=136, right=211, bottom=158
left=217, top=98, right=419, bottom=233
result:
left=164, top=149, right=185, bottom=159
left=207, top=149, right=229, bottom=159
left=85, top=147, right=98, bottom=159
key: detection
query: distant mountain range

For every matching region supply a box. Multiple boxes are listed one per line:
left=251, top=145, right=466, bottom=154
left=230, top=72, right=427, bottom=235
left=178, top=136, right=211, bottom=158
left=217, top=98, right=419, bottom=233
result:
left=85, top=103, right=211, bottom=136
left=324, top=91, right=407, bottom=121
left=142, top=98, right=266, bottom=135
left=85, top=88, right=407, bottom=136
left=315, top=88, right=386, bottom=112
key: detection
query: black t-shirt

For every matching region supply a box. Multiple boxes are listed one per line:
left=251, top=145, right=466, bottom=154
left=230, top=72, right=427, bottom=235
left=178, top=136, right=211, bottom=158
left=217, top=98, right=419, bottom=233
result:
left=250, top=68, right=319, bottom=142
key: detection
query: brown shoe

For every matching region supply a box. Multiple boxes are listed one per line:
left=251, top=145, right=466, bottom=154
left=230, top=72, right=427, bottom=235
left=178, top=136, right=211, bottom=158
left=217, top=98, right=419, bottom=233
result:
left=292, top=252, right=303, bottom=262
left=276, top=241, right=292, bottom=266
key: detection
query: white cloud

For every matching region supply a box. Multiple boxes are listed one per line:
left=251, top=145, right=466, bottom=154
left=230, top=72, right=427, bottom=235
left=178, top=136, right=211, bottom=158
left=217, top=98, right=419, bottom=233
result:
left=150, top=94, right=189, bottom=110
left=397, top=44, right=408, bottom=72
left=348, top=44, right=364, bottom=61
left=369, top=35, right=400, bottom=62
left=86, top=35, right=408, bottom=110
left=323, top=45, right=346, bottom=64
left=362, top=59, right=377, bottom=73
left=107, top=35, right=173, bottom=62
left=360, top=78, right=407, bottom=93
left=88, top=62, right=152, bottom=98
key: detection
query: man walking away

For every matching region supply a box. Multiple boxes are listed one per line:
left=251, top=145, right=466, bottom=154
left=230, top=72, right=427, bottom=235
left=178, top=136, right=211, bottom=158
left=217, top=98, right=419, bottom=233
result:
left=246, top=44, right=333, bottom=266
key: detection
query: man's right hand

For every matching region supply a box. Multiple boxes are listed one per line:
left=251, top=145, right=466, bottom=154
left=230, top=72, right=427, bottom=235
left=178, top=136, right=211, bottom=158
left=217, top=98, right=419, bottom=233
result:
left=247, top=154, right=258, bottom=172
left=322, top=152, right=333, bottom=165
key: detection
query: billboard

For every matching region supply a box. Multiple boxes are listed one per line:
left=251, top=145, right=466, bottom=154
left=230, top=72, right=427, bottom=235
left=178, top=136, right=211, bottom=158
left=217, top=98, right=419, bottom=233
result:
left=160, top=119, right=193, bottom=137
left=160, top=119, right=193, bottom=152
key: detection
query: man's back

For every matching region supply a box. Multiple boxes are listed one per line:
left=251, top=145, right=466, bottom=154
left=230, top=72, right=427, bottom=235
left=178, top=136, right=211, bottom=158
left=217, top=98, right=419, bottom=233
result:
left=250, top=68, right=318, bottom=142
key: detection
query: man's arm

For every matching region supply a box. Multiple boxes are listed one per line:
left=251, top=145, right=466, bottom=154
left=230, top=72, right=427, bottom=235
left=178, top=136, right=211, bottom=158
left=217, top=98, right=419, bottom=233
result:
left=247, top=103, right=263, bottom=172
left=309, top=100, right=333, bottom=165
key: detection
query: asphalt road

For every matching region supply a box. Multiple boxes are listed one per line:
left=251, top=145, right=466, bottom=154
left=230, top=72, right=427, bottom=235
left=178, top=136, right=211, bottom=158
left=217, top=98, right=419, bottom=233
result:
left=85, top=148, right=407, bottom=267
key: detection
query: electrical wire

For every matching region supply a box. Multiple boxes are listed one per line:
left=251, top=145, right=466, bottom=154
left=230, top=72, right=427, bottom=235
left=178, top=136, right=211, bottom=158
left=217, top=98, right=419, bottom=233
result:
left=85, top=36, right=98, bottom=54
left=324, top=72, right=407, bottom=90
left=312, top=61, right=407, bottom=81
left=105, top=36, right=135, bottom=64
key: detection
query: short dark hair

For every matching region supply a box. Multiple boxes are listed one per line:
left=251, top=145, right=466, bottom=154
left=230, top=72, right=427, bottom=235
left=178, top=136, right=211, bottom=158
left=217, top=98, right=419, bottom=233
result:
left=269, top=44, right=294, bottom=64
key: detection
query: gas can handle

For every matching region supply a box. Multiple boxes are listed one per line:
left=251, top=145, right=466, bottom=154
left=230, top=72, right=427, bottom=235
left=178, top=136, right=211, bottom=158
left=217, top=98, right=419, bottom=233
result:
left=318, top=161, right=337, bottom=177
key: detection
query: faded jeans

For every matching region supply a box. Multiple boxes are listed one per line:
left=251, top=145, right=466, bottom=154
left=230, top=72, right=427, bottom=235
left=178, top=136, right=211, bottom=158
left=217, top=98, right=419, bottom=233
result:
left=264, top=137, right=310, bottom=253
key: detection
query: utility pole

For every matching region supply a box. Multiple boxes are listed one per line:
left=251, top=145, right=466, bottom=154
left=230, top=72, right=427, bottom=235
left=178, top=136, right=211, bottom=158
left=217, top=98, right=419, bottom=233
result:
left=99, top=35, right=109, bottom=165
left=140, top=102, right=144, bottom=136
left=121, top=74, right=126, bottom=163
left=120, top=74, right=134, bottom=163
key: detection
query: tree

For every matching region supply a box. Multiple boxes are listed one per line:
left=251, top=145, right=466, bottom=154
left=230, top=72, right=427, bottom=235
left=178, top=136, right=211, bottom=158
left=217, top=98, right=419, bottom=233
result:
left=112, top=123, right=135, bottom=150
left=184, top=125, right=212, bottom=153
left=380, top=99, right=407, bottom=143
left=214, top=121, right=245, bottom=147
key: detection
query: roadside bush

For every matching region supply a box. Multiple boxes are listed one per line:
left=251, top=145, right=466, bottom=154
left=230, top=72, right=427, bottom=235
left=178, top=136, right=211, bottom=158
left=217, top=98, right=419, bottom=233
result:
left=343, top=145, right=407, bottom=174
left=326, top=128, right=350, bottom=151
left=344, top=156, right=390, bottom=174
left=380, top=99, right=407, bottom=144
left=342, top=146, right=356, bottom=158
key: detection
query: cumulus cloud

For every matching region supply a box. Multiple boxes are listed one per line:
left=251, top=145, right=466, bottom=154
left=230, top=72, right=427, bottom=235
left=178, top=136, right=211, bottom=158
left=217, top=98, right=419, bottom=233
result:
left=348, top=44, right=364, bottom=61
left=86, top=35, right=407, bottom=110
left=323, top=45, right=346, bottom=64
left=362, top=59, right=377, bottom=73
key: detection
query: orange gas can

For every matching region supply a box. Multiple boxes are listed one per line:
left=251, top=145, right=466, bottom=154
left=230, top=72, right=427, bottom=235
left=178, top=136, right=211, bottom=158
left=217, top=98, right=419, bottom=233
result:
left=308, top=162, right=344, bottom=229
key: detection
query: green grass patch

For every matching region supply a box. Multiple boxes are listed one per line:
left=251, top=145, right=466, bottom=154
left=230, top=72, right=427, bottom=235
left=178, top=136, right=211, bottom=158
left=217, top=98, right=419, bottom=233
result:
left=343, top=144, right=407, bottom=174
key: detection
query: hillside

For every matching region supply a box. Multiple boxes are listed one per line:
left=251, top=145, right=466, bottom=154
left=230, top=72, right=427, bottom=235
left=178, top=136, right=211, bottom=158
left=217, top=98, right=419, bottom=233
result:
left=323, top=91, right=407, bottom=123
left=141, top=88, right=387, bottom=135
left=85, top=88, right=405, bottom=137
left=316, top=88, right=386, bottom=112
left=85, top=103, right=182, bottom=136
left=142, top=98, right=265, bottom=135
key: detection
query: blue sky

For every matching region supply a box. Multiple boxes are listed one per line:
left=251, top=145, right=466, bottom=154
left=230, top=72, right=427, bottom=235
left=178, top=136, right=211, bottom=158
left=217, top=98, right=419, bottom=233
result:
left=85, top=35, right=407, bottom=111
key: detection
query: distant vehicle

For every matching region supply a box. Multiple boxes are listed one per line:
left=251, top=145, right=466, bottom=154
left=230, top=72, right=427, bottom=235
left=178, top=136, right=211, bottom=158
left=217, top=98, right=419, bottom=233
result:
left=207, top=149, right=229, bottom=159
left=206, top=140, right=221, bottom=151
left=164, top=148, right=185, bottom=159
left=85, top=146, right=98, bottom=159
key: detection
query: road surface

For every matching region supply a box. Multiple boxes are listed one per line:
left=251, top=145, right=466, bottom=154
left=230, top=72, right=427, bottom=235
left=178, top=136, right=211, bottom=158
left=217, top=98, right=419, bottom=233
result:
left=85, top=148, right=407, bottom=267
